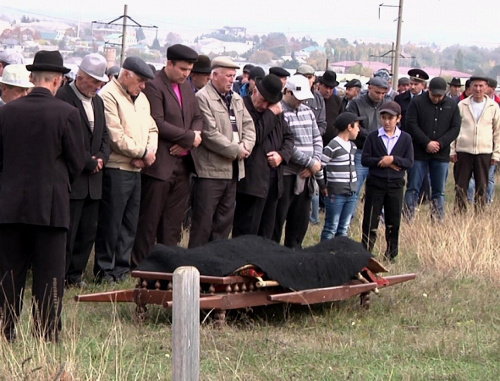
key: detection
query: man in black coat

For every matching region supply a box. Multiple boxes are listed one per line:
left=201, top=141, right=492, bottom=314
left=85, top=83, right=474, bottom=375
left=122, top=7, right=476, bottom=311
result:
left=0, top=50, right=85, bottom=342
left=394, top=68, right=429, bottom=131
left=233, top=74, right=294, bottom=238
left=56, top=53, right=110, bottom=287
left=404, top=77, right=460, bottom=221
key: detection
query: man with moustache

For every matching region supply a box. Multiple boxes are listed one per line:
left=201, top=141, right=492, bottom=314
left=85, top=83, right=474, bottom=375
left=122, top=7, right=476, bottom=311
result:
left=233, top=74, right=294, bottom=238
left=394, top=68, right=429, bottom=131
left=56, top=53, right=110, bottom=287
left=189, top=56, right=255, bottom=248
left=131, top=45, right=203, bottom=268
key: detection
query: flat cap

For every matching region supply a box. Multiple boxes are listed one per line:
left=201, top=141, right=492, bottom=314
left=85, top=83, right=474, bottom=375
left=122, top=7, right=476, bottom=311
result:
left=398, top=77, right=410, bottom=85
left=242, top=63, right=254, bottom=73
left=249, top=66, right=265, bottom=81
left=296, top=64, right=315, bottom=76
left=191, top=54, right=211, bottom=74
left=368, top=76, right=390, bottom=89
left=345, top=79, right=362, bottom=88
left=167, top=44, right=198, bottom=63
left=408, top=68, right=429, bottom=82
left=122, top=56, right=155, bottom=79
left=211, top=56, right=239, bottom=70
left=469, top=76, right=489, bottom=84
left=269, top=66, right=290, bottom=78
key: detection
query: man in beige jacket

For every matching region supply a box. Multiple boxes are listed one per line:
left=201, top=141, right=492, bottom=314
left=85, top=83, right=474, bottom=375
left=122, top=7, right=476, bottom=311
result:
left=189, top=56, right=256, bottom=248
left=94, top=57, right=158, bottom=282
left=451, top=76, right=500, bottom=211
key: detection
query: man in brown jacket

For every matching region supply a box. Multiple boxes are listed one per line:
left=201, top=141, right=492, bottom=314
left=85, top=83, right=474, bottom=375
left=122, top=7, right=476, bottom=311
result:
left=131, top=45, right=203, bottom=268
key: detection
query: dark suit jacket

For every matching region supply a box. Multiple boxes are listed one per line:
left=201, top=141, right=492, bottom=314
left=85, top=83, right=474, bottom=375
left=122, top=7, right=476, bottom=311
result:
left=0, top=87, right=85, bottom=229
left=56, top=83, right=110, bottom=200
left=142, top=68, right=203, bottom=181
left=238, top=96, right=294, bottom=198
left=394, top=90, right=415, bottom=132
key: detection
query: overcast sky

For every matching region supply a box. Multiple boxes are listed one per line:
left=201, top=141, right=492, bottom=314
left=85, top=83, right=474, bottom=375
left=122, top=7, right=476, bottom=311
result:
left=3, top=0, right=500, bottom=48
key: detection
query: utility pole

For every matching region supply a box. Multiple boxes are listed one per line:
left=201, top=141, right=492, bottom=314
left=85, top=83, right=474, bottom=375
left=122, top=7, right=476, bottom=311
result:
left=392, top=0, right=404, bottom=90
left=120, top=4, right=128, bottom=66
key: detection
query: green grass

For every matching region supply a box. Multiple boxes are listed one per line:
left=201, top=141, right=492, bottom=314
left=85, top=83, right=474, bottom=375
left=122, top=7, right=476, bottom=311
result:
left=1, top=174, right=500, bottom=380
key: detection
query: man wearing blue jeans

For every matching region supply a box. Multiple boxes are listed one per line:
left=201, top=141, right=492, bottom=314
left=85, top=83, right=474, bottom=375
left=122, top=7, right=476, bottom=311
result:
left=346, top=77, right=390, bottom=213
left=404, top=77, right=461, bottom=220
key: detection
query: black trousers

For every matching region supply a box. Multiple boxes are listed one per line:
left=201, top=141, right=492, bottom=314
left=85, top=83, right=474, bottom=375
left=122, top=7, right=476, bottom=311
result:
left=454, top=152, right=491, bottom=211
left=188, top=177, right=237, bottom=248
left=66, top=197, right=100, bottom=284
left=131, top=160, right=190, bottom=269
left=362, top=176, right=404, bottom=259
left=232, top=192, right=267, bottom=237
left=94, top=169, right=141, bottom=281
left=0, top=224, right=66, bottom=342
left=273, top=175, right=312, bottom=249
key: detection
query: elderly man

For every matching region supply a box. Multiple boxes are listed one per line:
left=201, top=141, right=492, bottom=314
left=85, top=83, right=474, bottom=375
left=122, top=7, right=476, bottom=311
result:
left=273, top=75, right=323, bottom=249
left=233, top=74, right=294, bottom=238
left=94, top=57, right=158, bottom=283
left=56, top=53, right=110, bottom=287
left=346, top=76, right=390, bottom=203
left=0, top=50, right=85, bottom=342
left=130, top=44, right=203, bottom=268
left=188, top=54, right=211, bottom=92
left=0, top=64, right=33, bottom=106
left=269, top=67, right=290, bottom=88
left=397, top=77, right=410, bottom=94
left=404, top=77, right=461, bottom=221
left=189, top=56, right=256, bottom=248
left=318, top=70, right=342, bottom=146
left=452, top=76, right=500, bottom=211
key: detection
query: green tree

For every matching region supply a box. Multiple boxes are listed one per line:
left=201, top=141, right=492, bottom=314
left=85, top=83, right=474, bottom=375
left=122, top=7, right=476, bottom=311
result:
left=454, top=49, right=465, bottom=71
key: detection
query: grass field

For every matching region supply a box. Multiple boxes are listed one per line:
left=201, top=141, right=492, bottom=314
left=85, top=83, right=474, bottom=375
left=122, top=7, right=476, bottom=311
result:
left=0, top=193, right=499, bottom=380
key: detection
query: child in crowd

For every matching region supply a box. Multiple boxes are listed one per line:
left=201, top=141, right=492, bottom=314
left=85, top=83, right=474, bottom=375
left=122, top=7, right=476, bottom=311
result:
left=316, top=112, right=361, bottom=240
left=361, top=101, right=414, bottom=262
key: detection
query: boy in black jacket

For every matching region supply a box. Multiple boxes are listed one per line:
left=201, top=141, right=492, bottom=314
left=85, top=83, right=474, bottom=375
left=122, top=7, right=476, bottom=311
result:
left=361, top=101, right=414, bottom=262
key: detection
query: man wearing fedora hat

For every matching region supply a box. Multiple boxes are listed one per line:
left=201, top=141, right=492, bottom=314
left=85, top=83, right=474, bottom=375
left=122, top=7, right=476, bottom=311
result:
left=189, top=56, right=255, bottom=248
left=0, top=64, right=33, bottom=106
left=318, top=70, right=342, bottom=147
left=130, top=44, right=203, bottom=268
left=56, top=53, right=110, bottom=287
left=94, top=56, right=158, bottom=283
left=448, top=77, right=462, bottom=101
left=0, top=50, right=86, bottom=341
left=188, top=54, right=211, bottom=92
left=233, top=74, right=294, bottom=238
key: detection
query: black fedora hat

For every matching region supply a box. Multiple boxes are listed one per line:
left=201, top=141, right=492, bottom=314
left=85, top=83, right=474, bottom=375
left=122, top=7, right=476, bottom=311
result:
left=191, top=54, right=211, bottom=74
left=319, top=70, right=339, bottom=88
left=256, top=74, right=283, bottom=104
left=26, top=50, right=70, bottom=74
left=448, top=77, right=462, bottom=87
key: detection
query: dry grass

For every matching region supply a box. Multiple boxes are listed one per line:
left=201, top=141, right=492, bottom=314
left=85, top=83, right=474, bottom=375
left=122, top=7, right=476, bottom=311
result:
left=0, top=181, right=499, bottom=379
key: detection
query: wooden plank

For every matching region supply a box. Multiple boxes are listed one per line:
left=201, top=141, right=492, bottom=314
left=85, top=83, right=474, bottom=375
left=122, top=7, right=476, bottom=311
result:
left=268, top=283, right=378, bottom=305
left=74, top=290, right=136, bottom=303
left=172, top=267, right=200, bottom=381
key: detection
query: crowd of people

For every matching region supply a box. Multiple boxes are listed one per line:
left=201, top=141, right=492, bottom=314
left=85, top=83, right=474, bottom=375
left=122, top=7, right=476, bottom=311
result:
left=0, top=45, right=499, bottom=342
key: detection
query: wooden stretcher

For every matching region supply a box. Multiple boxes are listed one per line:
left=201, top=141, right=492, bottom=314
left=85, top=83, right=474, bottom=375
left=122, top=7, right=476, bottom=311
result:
left=75, top=258, right=416, bottom=323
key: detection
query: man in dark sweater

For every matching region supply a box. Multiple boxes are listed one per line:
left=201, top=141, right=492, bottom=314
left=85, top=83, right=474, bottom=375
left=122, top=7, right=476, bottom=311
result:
left=404, top=77, right=460, bottom=221
left=361, top=101, right=413, bottom=262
